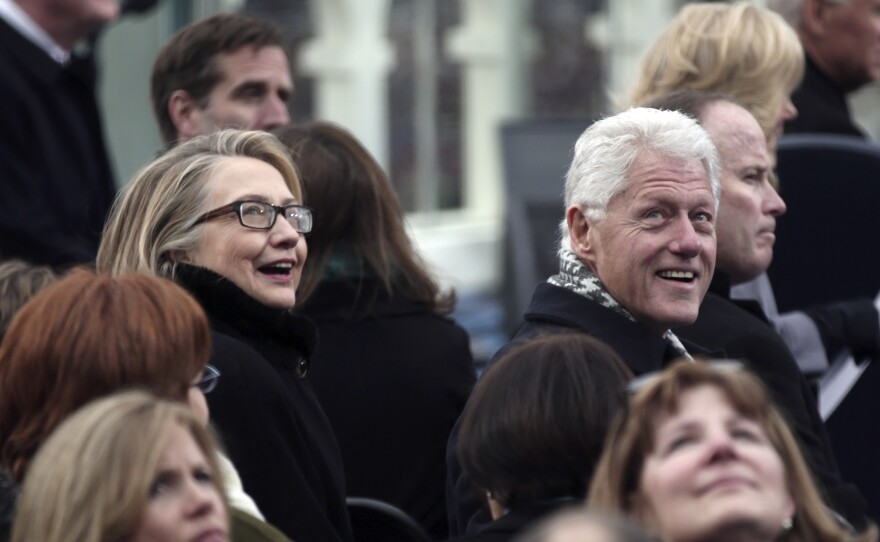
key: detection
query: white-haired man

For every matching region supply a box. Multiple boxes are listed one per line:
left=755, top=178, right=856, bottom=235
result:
left=447, top=107, right=721, bottom=537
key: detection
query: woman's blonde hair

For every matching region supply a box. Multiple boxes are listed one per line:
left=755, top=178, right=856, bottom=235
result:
left=97, top=129, right=303, bottom=278
left=11, top=391, right=226, bottom=542
left=628, top=2, right=804, bottom=144
left=588, top=360, right=876, bottom=542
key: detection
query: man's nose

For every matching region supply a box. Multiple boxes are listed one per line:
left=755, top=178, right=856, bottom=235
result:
left=762, top=182, right=787, bottom=217
left=668, top=217, right=704, bottom=257
left=259, top=95, right=290, bottom=131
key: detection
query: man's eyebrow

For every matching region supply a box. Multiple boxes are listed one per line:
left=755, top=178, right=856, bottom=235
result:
left=230, top=81, right=269, bottom=97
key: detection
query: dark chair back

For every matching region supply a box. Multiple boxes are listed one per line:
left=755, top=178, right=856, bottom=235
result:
left=500, top=118, right=592, bottom=334
left=771, top=133, right=880, bottom=521
left=346, top=497, right=432, bottom=542
left=769, top=134, right=880, bottom=312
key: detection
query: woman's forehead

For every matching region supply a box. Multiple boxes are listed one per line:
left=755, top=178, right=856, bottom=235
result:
left=205, top=157, right=294, bottom=203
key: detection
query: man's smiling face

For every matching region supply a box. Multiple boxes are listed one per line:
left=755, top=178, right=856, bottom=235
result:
left=571, top=152, right=717, bottom=334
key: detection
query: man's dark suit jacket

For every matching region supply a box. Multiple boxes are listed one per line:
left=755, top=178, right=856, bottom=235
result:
left=446, top=282, right=708, bottom=537
left=0, top=18, right=116, bottom=267
left=678, top=272, right=868, bottom=530
left=785, top=54, right=866, bottom=138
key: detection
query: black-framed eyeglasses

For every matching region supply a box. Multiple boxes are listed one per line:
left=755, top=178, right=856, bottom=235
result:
left=194, top=365, right=221, bottom=394
left=197, top=200, right=313, bottom=233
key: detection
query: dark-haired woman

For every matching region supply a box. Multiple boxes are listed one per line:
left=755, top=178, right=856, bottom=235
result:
left=275, top=122, right=476, bottom=540
left=454, top=333, right=632, bottom=542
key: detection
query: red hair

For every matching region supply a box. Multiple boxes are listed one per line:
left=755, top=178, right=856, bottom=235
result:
left=0, top=268, right=211, bottom=481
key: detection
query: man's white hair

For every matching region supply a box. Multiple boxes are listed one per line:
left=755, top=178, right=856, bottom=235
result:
left=559, top=107, right=720, bottom=253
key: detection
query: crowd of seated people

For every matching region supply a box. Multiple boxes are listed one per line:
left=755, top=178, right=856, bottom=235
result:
left=1, top=1, right=880, bottom=541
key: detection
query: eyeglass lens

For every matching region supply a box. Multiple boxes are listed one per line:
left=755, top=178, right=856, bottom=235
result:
left=196, top=365, right=221, bottom=394
left=238, top=201, right=312, bottom=232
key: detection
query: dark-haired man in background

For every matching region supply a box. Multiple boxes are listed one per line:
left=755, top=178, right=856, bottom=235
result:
left=150, top=12, right=293, bottom=147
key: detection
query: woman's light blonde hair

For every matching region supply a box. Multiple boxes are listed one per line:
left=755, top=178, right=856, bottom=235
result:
left=588, top=360, right=876, bottom=542
left=628, top=1, right=804, bottom=145
left=97, top=129, right=303, bottom=278
left=11, top=391, right=226, bottom=542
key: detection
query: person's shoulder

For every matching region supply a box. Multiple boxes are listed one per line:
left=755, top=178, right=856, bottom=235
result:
left=690, top=292, right=781, bottom=343
left=689, top=293, right=800, bottom=371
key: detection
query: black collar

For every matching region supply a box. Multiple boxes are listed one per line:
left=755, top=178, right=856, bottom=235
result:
left=174, top=264, right=317, bottom=357
left=522, top=283, right=709, bottom=375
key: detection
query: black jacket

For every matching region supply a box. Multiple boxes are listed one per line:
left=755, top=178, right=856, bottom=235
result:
left=446, top=282, right=708, bottom=537
left=300, top=279, right=475, bottom=541
left=0, top=18, right=116, bottom=267
left=0, top=470, right=16, bottom=542
left=447, top=501, right=575, bottom=542
left=176, top=265, right=353, bottom=542
left=678, top=272, right=868, bottom=529
left=785, top=54, right=866, bottom=137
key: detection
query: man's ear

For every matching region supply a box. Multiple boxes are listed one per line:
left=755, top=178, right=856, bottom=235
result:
left=167, top=90, right=202, bottom=141
left=168, top=249, right=191, bottom=263
left=566, top=205, right=598, bottom=266
left=801, top=0, right=830, bottom=38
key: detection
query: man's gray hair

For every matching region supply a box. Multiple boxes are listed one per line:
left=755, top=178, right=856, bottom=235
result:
left=560, top=107, right=720, bottom=252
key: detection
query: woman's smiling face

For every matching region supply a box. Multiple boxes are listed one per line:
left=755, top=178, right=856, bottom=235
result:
left=187, top=156, right=307, bottom=309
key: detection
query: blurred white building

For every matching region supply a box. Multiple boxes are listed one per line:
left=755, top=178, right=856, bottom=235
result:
left=99, top=0, right=880, bottom=300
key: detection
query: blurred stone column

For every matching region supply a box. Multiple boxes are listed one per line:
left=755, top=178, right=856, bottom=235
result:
left=603, top=0, right=675, bottom=107
left=299, top=0, right=395, bottom=170
left=445, top=0, right=534, bottom=217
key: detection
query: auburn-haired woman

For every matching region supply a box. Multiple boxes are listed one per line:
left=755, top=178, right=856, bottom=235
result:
left=589, top=360, right=877, bottom=542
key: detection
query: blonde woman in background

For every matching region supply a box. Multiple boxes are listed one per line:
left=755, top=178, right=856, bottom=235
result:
left=628, top=1, right=804, bottom=153
left=12, top=391, right=228, bottom=542
left=629, top=0, right=880, bottom=441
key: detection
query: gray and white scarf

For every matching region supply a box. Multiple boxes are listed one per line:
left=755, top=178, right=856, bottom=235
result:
left=548, top=249, right=692, bottom=359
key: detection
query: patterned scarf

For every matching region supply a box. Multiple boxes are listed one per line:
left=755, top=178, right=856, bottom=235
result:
left=548, top=249, right=692, bottom=359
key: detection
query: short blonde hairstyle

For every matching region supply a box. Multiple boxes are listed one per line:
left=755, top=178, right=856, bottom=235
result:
left=628, top=2, right=804, bottom=144
left=12, top=391, right=227, bottom=542
left=588, top=361, right=876, bottom=542
left=97, top=129, right=303, bottom=278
